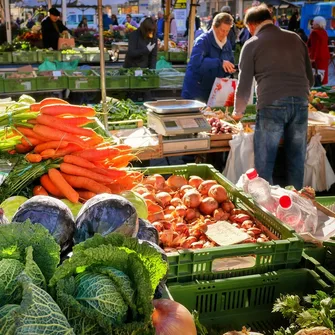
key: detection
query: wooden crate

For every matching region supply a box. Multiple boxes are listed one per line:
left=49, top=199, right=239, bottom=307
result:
left=209, top=133, right=233, bottom=148
left=314, top=126, right=335, bottom=143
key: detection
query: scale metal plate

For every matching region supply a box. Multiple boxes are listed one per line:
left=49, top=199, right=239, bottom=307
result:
left=144, top=99, right=206, bottom=114
left=147, top=111, right=211, bottom=136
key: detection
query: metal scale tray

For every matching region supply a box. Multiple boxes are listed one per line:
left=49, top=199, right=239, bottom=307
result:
left=144, top=99, right=206, bottom=114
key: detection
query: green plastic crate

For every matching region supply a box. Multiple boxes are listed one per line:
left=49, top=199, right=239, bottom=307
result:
left=4, top=73, right=37, bottom=93
left=37, top=51, right=62, bottom=63
left=12, top=51, right=38, bottom=64
left=129, top=74, right=159, bottom=89
left=166, top=253, right=335, bottom=334
left=168, top=51, right=187, bottom=63
left=316, top=196, right=335, bottom=210
left=61, top=53, right=85, bottom=63
left=84, top=52, right=109, bottom=63
left=136, top=164, right=304, bottom=283
left=103, top=70, right=129, bottom=89
left=0, top=52, right=12, bottom=64
left=157, top=51, right=168, bottom=60
left=36, top=71, right=68, bottom=90
left=0, top=73, right=5, bottom=92
left=65, top=70, right=100, bottom=90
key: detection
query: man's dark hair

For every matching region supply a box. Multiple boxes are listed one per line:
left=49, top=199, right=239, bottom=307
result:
left=140, top=17, right=156, bottom=39
left=244, top=4, right=272, bottom=25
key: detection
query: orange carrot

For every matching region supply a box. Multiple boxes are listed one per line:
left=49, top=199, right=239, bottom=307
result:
left=83, top=136, right=104, bottom=147
left=60, top=162, right=115, bottom=183
left=25, top=153, right=42, bottom=163
left=34, top=140, right=69, bottom=154
left=40, top=149, right=56, bottom=159
left=40, top=104, right=95, bottom=117
left=108, top=183, right=123, bottom=194
left=36, top=114, right=100, bottom=138
left=33, top=124, right=87, bottom=148
left=73, top=147, right=120, bottom=161
left=21, top=137, right=43, bottom=147
left=56, top=116, right=94, bottom=127
left=40, top=98, right=69, bottom=108
left=27, top=119, right=38, bottom=125
left=113, top=144, right=133, bottom=154
left=110, top=154, right=137, bottom=168
left=33, top=185, right=48, bottom=196
left=89, top=167, right=127, bottom=179
left=15, top=126, right=47, bottom=142
left=61, top=173, right=112, bottom=194
left=52, top=144, right=82, bottom=158
left=48, top=168, right=79, bottom=203
left=77, top=190, right=96, bottom=201
left=15, top=144, right=33, bottom=154
left=40, top=174, right=64, bottom=198
left=30, top=103, right=41, bottom=111
left=63, top=155, right=96, bottom=169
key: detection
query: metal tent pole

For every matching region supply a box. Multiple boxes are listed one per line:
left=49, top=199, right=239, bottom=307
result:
left=4, top=0, right=11, bottom=44
left=187, top=0, right=197, bottom=58
left=164, top=0, right=171, bottom=52
left=61, top=0, right=67, bottom=25
left=97, top=0, right=108, bottom=130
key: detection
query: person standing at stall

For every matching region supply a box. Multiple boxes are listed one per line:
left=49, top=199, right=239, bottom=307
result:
left=170, top=12, right=178, bottom=41
left=181, top=13, right=235, bottom=103
left=124, top=17, right=157, bottom=69
left=307, top=16, right=330, bottom=85
left=157, top=11, right=164, bottom=39
left=233, top=4, right=313, bottom=190
left=41, top=8, right=69, bottom=50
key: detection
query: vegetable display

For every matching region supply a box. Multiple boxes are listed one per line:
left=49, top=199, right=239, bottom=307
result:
left=133, top=174, right=271, bottom=252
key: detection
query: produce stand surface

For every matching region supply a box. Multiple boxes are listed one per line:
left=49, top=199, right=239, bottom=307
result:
left=136, top=164, right=304, bottom=283
left=166, top=253, right=335, bottom=334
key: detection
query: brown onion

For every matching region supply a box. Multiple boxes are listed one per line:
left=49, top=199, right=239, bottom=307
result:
left=144, top=174, right=166, bottom=190
left=171, top=197, right=183, bottom=207
left=208, top=184, right=228, bottom=203
left=156, top=192, right=172, bottom=208
left=188, top=176, right=204, bottom=189
left=166, top=175, right=188, bottom=190
left=199, top=197, right=219, bottom=215
left=175, top=205, right=187, bottom=218
left=185, top=208, right=197, bottom=221
left=182, top=189, right=202, bottom=208
left=152, top=299, right=197, bottom=335
left=179, top=185, right=194, bottom=197
left=198, top=180, right=217, bottom=195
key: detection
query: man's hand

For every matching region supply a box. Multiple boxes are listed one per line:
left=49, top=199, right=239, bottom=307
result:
left=223, top=61, right=236, bottom=73
left=232, top=112, right=243, bottom=121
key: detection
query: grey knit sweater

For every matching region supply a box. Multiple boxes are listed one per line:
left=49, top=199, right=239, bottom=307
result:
left=234, top=24, right=314, bottom=115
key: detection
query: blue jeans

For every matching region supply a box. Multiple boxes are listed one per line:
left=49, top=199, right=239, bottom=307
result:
left=254, top=96, right=308, bottom=190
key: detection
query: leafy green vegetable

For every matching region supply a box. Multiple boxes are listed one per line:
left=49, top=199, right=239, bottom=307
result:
left=273, top=291, right=335, bottom=334
left=0, top=304, right=19, bottom=334
left=0, top=196, right=28, bottom=221
left=50, top=233, right=167, bottom=335
left=24, top=246, right=46, bottom=290
left=0, top=222, right=60, bottom=282
left=121, top=191, right=148, bottom=219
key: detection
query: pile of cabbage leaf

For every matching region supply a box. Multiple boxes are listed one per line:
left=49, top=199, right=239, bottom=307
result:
left=0, top=222, right=168, bottom=335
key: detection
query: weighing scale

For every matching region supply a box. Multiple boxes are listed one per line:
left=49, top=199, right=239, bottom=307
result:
left=144, top=100, right=211, bottom=154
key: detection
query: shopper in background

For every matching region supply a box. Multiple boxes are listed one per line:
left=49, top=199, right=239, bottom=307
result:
left=278, top=14, right=289, bottom=28
left=184, top=10, right=201, bottom=38
left=288, top=10, right=300, bottom=31
left=207, top=12, right=219, bottom=31
left=220, top=6, right=236, bottom=51
left=170, top=12, right=177, bottom=41
left=78, top=17, right=88, bottom=28
left=102, top=6, right=112, bottom=30
left=182, top=13, right=235, bottom=102
left=111, top=14, right=118, bottom=26
left=308, top=16, right=330, bottom=85
left=41, top=8, right=69, bottom=50
left=233, top=4, right=313, bottom=189
left=124, top=17, right=157, bottom=69
left=297, top=28, right=308, bottom=43
left=126, top=14, right=139, bottom=28
left=157, top=11, right=164, bottom=39
left=26, top=11, right=35, bottom=29
left=267, top=5, right=279, bottom=26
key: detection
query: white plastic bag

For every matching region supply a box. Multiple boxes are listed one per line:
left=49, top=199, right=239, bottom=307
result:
left=223, top=131, right=254, bottom=184
left=207, top=78, right=237, bottom=107
left=304, top=133, right=335, bottom=192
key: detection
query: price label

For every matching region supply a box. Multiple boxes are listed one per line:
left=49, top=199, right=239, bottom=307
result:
left=179, top=118, right=198, bottom=129
left=135, top=70, right=143, bottom=77
left=52, top=71, right=62, bottom=77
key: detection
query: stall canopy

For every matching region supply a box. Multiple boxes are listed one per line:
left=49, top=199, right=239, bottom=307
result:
left=14, top=0, right=126, bottom=8
left=263, top=0, right=299, bottom=8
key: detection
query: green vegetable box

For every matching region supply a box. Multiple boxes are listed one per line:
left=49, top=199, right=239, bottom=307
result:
left=85, top=52, right=110, bottom=63
left=4, top=72, right=37, bottom=93
left=0, top=73, right=5, bottom=93
left=37, top=50, right=62, bottom=63
left=65, top=70, right=100, bottom=90
left=166, top=253, right=335, bottom=334
left=36, top=71, right=68, bottom=90
left=129, top=69, right=159, bottom=89
left=104, top=70, right=130, bottom=89
left=61, top=51, right=85, bottom=63
left=12, top=51, right=38, bottom=64
left=0, top=52, right=12, bottom=64
left=138, top=164, right=304, bottom=283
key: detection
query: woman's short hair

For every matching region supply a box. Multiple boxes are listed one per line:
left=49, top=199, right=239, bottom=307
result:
left=313, top=16, right=326, bottom=29
left=244, top=4, right=272, bottom=25
left=140, top=17, right=157, bottom=38
left=213, top=12, right=234, bottom=28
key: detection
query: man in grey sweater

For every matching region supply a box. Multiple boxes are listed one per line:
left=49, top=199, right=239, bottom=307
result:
left=233, top=4, right=314, bottom=190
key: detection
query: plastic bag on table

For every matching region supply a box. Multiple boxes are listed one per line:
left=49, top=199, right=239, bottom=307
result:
left=223, top=131, right=254, bottom=184
left=38, top=59, right=57, bottom=71
left=54, top=60, right=79, bottom=70
left=156, top=57, right=172, bottom=69
left=207, top=78, right=237, bottom=107
left=304, top=133, right=335, bottom=192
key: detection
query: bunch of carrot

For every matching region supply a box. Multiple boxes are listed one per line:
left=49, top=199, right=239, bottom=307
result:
left=11, top=97, right=142, bottom=203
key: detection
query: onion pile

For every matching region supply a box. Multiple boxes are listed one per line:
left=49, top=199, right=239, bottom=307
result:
left=208, top=117, right=233, bottom=135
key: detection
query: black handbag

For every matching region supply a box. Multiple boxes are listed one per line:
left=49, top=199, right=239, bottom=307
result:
left=313, top=62, right=322, bottom=87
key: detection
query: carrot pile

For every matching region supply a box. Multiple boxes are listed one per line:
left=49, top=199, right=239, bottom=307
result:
left=10, top=97, right=142, bottom=203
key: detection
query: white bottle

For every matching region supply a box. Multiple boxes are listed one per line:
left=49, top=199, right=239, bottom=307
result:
left=246, top=168, right=277, bottom=213
left=276, top=195, right=303, bottom=232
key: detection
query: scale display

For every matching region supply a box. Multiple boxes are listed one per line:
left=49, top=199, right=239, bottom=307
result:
left=148, top=112, right=211, bottom=136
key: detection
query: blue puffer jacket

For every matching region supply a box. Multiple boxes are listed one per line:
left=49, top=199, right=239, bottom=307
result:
left=182, top=30, right=234, bottom=103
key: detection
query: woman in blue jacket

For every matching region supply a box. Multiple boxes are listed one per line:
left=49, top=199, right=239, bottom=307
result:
left=182, top=13, right=236, bottom=103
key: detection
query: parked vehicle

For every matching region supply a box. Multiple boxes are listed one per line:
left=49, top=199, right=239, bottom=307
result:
left=117, top=14, right=145, bottom=26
